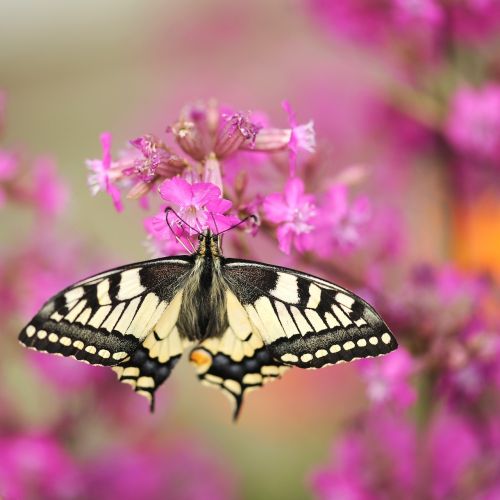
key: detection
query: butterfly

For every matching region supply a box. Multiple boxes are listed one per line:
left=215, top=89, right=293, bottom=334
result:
left=19, top=226, right=397, bottom=419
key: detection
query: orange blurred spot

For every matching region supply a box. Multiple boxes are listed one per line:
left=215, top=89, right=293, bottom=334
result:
left=190, top=350, right=211, bottom=366
left=454, top=194, right=500, bottom=281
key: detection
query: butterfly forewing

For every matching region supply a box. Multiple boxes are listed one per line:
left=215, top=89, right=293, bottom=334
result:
left=19, top=257, right=193, bottom=406
left=222, top=259, right=397, bottom=368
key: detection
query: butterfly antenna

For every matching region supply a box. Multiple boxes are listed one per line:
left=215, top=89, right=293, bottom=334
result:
left=210, top=212, right=220, bottom=234
left=164, top=207, right=196, bottom=254
left=164, top=207, right=201, bottom=235
left=216, top=214, right=258, bottom=236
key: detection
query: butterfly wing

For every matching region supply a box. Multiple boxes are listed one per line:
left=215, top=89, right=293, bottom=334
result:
left=222, top=259, right=397, bottom=368
left=189, top=289, right=288, bottom=419
left=19, top=256, right=193, bottom=408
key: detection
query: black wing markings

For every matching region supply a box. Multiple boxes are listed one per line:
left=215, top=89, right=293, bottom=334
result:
left=19, top=256, right=194, bottom=408
left=222, top=258, right=397, bottom=368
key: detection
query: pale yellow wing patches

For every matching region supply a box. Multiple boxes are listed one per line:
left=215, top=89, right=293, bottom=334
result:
left=111, top=290, right=191, bottom=410
left=226, top=290, right=253, bottom=341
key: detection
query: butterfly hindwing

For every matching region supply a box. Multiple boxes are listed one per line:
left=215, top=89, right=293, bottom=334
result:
left=189, top=326, right=288, bottom=419
left=19, top=257, right=193, bottom=405
left=113, top=324, right=192, bottom=410
left=223, top=259, right=397, bottom=368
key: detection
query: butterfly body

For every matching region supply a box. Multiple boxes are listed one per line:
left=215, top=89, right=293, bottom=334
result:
left=19, top=232, right=397, bottom=418
left=178, top=233, right=228, bottom=342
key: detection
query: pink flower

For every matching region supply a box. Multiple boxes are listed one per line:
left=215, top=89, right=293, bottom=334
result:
left=314, top=184, right=371, bottom=257
left=308, top=0, right=443, bottom=47
left=29, top=352, right=105, bottom=392
left=310, top=412, right=416, bottom=499
left=159, top=176, right=239, bottom=234
left=446, top=84, right=500, bottom=162
left=263, top=177, right=317, bottom=254
left=84, top=441, right=236, bottom=500
left=0, top=434, right=83, bottom=499
left=310, top=408, right=487, bottom=499
left=282, top=101, right=316, bottom=176
left=143, top=211, right=190, bottom=256
left=129, top=134, right=185, bottom=182
left=450, top=0, right=500, bottom=41
left=0, top=149, right=18, bottom=180
left=393, top=0, right=443, bottom=25
left=214, top=111, right=262, bottom=158
left=0, top=149, right=18, bottom=207
left=32, top=156, right=68, bottom=217
left=358, top=347, right=416, bottom=409
left=86, top=132, right=124, bottom=212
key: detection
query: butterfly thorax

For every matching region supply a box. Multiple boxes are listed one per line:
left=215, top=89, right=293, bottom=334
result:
left=176, top=233, right=228, bottom=342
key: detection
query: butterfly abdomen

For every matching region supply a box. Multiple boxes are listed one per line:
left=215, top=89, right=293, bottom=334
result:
left=177, top=253, right=228, bottom=342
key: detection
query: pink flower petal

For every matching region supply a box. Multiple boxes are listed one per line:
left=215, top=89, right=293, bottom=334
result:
left=263, top=193, right=288, bottom=223
left=159, top=177, right=193, bottom=206
left=208, top=213, right=241, bottom=233
left=108, top=183, right=123, bottom=212
left=206, top=197, right=232, bottom=213
left=191, top=182, right=221, bottom=207
left=100, top=132, right=112, bottom=170
left=277, top=224, right=294, bottom=254
left=284, top=177, right=306, bottom=208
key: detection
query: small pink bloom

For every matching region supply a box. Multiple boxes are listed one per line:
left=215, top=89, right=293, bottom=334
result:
left=358, top=347, right=416, bottom=408
left=263, top=177, right=317, bottom=254
left=29, top=351, right=104, bottom=391
left=450, top=0, right=500, bottom=41
left=393, top=0, right=443, bottom=25
left=159, top=176, right=239, bottom=234
left=282, top=101, right=316, bottom=176
left=446, top=84, right=500, bottom=162
left=0, top=434, right=83, bottom=499
left=32, top=156, right=68, bottom=217
left=86, top=132, right=123, bottom=212
left=0, top=149, right=18, bottom=180
left=214, top=111, right=261, bottom=158
left=129, top=134, right=185, bottom=182
left=0, top=149, right=18, bottom=208
left=143, top=211, right=189, bottom=256
left=314, top=184, right=371, bottom=256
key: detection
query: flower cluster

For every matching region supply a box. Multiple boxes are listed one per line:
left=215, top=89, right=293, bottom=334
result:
left=309, top=0, right=500, bottom=59
left=86, top=99, right=374, bottom=258
left=305, top=2, right=500, bottom=498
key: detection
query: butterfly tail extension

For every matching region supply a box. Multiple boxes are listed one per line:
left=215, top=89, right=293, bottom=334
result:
left=112, top=325, right=192, bottom=410
left=189, top=336, right=288, bottom=421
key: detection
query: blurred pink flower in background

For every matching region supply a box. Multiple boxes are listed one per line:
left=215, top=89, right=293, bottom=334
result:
left=0, top=149, right=18, bottom=207
left=84, top=442, right=236, bottom=500
left=86, top=132, right=125, bottom=211
left=314, top=184, right=371, bottom=256
left=310, top=408, right=497, bottom=499
left=446, top=84, right=500, bottom=163
left=263, top=177, right=317, bottom=254
left=31, top=156, right=68, bottom=217
left=358, top=347, right=416, bottom=408
left=311, top=412, right=416, bottom=499
left=0, top=434, right=83, bottom=499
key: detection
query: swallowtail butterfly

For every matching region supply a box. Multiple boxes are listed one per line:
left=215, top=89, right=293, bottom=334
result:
left=19, top=231, right=397, bottom=419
